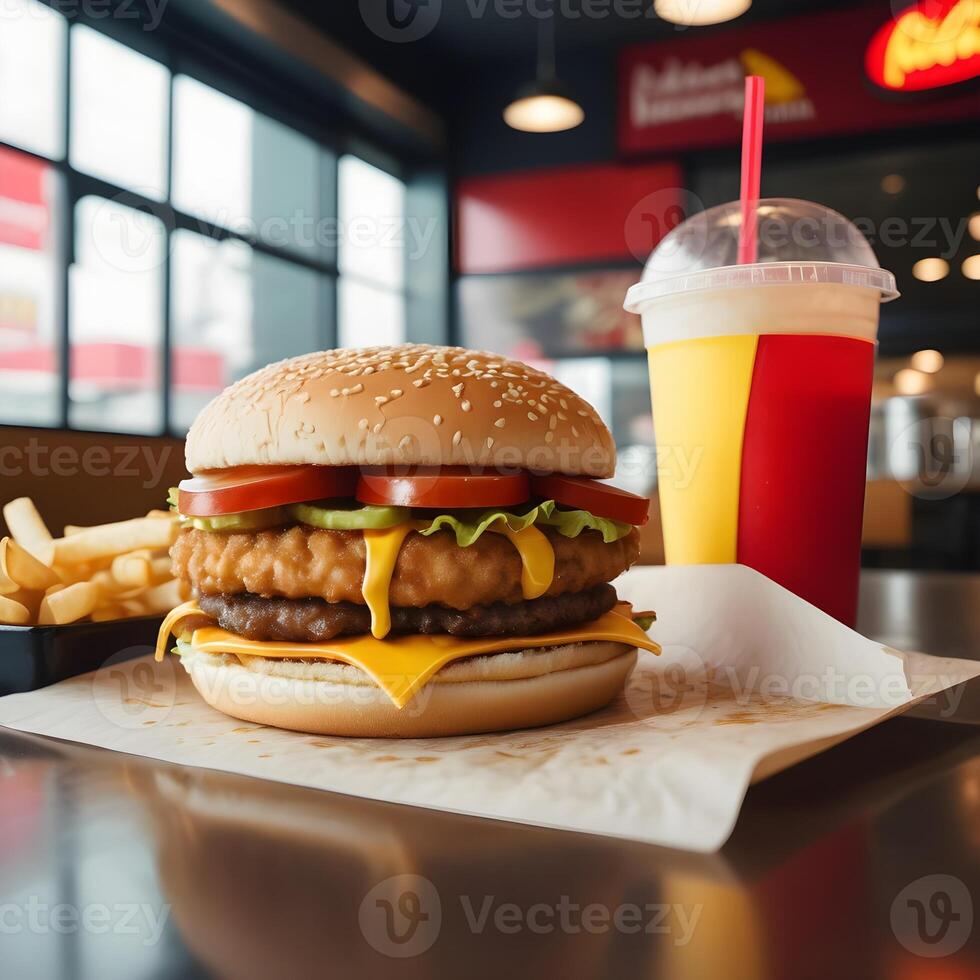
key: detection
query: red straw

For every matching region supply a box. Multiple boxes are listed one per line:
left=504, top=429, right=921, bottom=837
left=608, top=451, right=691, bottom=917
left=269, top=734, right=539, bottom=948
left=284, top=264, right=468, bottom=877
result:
left=737, top=75, right=766, bottom=265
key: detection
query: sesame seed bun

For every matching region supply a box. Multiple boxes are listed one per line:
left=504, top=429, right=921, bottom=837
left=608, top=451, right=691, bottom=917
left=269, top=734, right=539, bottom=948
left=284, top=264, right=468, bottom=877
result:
left=185, top=345, right=615, bottom=477
left=179, top=641, right=637, bottom=738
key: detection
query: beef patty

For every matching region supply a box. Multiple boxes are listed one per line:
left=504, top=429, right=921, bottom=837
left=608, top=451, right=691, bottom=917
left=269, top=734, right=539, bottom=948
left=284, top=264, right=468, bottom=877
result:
left=198, top=583, right=618, bottom=643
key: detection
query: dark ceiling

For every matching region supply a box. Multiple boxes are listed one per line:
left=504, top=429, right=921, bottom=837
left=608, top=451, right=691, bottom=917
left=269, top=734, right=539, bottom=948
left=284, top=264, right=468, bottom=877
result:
left=280, top=0, right=856, bottom=110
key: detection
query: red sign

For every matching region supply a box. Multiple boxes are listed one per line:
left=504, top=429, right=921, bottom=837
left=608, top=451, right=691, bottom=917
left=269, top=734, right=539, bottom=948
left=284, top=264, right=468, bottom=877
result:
left=619, top=4, right=980, bottom=156
left=0, top=146, right=49, bottom=251
left=456, top=160, right=682, bottom=274
left=866, top=0, right=980, bottom=93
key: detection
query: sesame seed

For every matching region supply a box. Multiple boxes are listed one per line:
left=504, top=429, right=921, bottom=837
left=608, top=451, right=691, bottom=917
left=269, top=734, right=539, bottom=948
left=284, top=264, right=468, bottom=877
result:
left=375, top=395, right=388, bottom=405
left=545, top=431, right=554, bottom=443
left=493, top=400, right=502, bottom=408
left=390, top=388, right=403, bottom=397
left=461, top=400, right=472, bottom=412
left=528, top=412, right=538, bottom=421
left=494, top=418, right=506, bottom=428
left=358, top=418, right=368, bottom=430
left=452, top=430, right=462, bottom=446
left=433, top=414, right=442, bottom=426
left=330, top=388, right=339, bottom=397
left=452, top=383, right=464, bottom=397
left=486, top=437, right=494, bottom=449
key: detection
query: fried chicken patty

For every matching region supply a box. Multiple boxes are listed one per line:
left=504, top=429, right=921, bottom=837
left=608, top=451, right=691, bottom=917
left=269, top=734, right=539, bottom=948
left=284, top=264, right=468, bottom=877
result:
left=198, top=583, right=618, bottom=643
left=172, top=524, right=639, bottom=610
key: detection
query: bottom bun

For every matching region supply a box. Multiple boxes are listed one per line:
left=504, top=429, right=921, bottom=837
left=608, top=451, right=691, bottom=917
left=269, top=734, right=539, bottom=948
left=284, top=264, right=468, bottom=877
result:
left=180, top=641, right=638, bottom=737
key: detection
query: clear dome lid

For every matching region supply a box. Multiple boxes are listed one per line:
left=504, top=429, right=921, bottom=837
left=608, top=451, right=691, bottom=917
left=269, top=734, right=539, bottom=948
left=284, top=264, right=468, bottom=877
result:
left=624, top=198, right=898, bottom=310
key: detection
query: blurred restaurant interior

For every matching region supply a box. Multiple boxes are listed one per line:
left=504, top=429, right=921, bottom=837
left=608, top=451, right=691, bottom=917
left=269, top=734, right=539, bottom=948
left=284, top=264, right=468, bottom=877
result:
left=0, top=0, right=978, bottom=570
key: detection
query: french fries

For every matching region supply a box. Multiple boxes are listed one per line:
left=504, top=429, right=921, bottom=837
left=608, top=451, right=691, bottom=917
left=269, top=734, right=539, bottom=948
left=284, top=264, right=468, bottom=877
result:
left=52, top=516, right=178, bottom=565
left=0, top=498, right=181, bottom=627
left=0, top=595, right=31, bottom=625
left=110, top=550, right=153, bottom=589
left=1, top=538, right=61, bottom=591
left=38, top=582, right=98, bottom=626
left=3, top=497, right=55, bottom=564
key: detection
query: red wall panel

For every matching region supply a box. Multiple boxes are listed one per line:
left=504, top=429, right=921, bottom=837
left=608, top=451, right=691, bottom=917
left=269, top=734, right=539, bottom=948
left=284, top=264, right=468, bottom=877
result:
left=455, top=161, right=683, bottom=275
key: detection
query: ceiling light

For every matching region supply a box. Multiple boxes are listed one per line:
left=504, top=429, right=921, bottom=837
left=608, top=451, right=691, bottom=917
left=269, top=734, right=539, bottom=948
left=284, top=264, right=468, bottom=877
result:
left=970, top=212, right=980, bottom=241
left=894, top=369, right=933, bottom=396
left=504, top=84, right=584, bottom=133
left=910, top=349, right=944, bottom=373
left=504, top=12, right=583, bottom=134
left=912, top=257, right=949, bottom=282
left=654, top=0, right=751, bottom=26
left=881, top=174, right=905, bottom=194
left=975, top=372, right=980, bottom=397
left=962, top=255, right=980, bottom=280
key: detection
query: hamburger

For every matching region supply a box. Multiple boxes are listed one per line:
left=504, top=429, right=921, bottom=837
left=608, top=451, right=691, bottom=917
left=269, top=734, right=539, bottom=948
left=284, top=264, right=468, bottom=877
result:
left=156, top=345, right=659, bottom=736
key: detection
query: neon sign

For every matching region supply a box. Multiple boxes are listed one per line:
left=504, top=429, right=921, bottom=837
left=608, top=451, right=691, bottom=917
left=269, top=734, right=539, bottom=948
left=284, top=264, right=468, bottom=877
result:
left=865, top=0, right=980, bottom=92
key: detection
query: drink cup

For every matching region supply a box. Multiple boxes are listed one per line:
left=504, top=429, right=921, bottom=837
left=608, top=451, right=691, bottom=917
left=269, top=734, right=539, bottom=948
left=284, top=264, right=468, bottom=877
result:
left=624, top=199, right=898, bottom=626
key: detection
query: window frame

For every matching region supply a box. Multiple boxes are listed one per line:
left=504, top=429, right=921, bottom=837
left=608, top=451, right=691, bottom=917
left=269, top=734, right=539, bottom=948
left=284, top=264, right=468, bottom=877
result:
left=0, top=4, right=429, bottom=437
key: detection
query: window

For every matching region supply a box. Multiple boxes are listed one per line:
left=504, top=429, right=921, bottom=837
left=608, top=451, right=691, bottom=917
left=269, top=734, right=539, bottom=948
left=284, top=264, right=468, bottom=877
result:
left=0, top=0, right=66, bottom=159
left=70, top=27, right=169, bottom=199
left=69, top=196, right=165, bottom=433
left=169, top=230, right=327, bottom=431
left=0, top=147, right=62, bottom=426
left=0, top=14, right=419, bottom=435
left=337, top=155, right=407, bottom=348
left=172, top=76, right=253, bottom=234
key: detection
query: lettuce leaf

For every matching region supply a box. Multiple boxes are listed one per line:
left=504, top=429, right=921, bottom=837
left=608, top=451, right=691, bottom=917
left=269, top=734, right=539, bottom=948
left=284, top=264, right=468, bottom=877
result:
left=167, top=487, right=632, bottom=546
left=418, top=499, right=631, bottom=547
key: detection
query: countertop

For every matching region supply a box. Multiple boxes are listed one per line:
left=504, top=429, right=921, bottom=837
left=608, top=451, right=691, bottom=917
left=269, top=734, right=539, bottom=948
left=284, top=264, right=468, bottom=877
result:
left=1, top=569, right=979, bottom=980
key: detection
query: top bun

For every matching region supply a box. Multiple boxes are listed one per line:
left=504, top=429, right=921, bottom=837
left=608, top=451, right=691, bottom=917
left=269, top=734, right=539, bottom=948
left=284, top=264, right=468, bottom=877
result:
left=185, top=345, right=616, bottom=477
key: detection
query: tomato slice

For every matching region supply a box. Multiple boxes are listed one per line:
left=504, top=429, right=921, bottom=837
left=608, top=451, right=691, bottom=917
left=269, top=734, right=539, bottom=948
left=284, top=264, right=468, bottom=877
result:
left=178, top=466, right=358, bottom=516
left=530, top=475, right=649, bottom=526
left=356, top=467, right=529, bottom=510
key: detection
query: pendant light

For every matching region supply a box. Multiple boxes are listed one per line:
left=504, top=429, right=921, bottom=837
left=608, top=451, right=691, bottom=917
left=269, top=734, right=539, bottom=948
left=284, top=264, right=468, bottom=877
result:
left=654, top=0, right=751, bottom=27
left=503, top=7, right=584, bottom=133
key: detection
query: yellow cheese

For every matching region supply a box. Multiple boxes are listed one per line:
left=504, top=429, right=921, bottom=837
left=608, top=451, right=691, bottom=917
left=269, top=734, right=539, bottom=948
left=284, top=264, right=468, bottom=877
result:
left=362, top=520, right=556, bottom=639
left=362, top=524, right=416, bottom=639
left=154, top=599, right=209, bottom=662
left=183, top=607, right=659, bottom=709
left=490, top=523, right=554, bottom=600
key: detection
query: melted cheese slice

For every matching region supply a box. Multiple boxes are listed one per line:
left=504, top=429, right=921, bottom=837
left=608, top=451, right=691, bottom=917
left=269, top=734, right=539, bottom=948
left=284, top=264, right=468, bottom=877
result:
left=362, top=525, right=416, bottom=639
left=156, top=600, right=208, bottom=660
left=490, top=523, right=554, bottom=599
left=158, top=602, right=660, bottom=709
left=359, top=521, right=556, bottom=640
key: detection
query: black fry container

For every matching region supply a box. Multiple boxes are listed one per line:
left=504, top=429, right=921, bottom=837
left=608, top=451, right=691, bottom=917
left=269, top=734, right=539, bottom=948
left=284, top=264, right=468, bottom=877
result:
left=0, top=616, right=163, bottom=696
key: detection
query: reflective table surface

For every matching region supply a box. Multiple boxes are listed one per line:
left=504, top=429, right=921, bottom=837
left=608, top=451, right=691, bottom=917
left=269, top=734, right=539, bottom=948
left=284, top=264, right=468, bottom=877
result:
left=1, top=570, right=979, bottom=980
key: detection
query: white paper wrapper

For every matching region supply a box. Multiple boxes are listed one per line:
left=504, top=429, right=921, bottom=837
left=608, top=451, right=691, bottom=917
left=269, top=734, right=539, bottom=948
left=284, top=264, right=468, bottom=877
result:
left=0, top=564, right=977, bottom=852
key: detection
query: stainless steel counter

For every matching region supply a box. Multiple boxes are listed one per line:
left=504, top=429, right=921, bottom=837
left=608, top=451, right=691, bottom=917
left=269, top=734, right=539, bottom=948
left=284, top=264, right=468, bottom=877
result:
left=1, top=570, right=979, bottom=980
